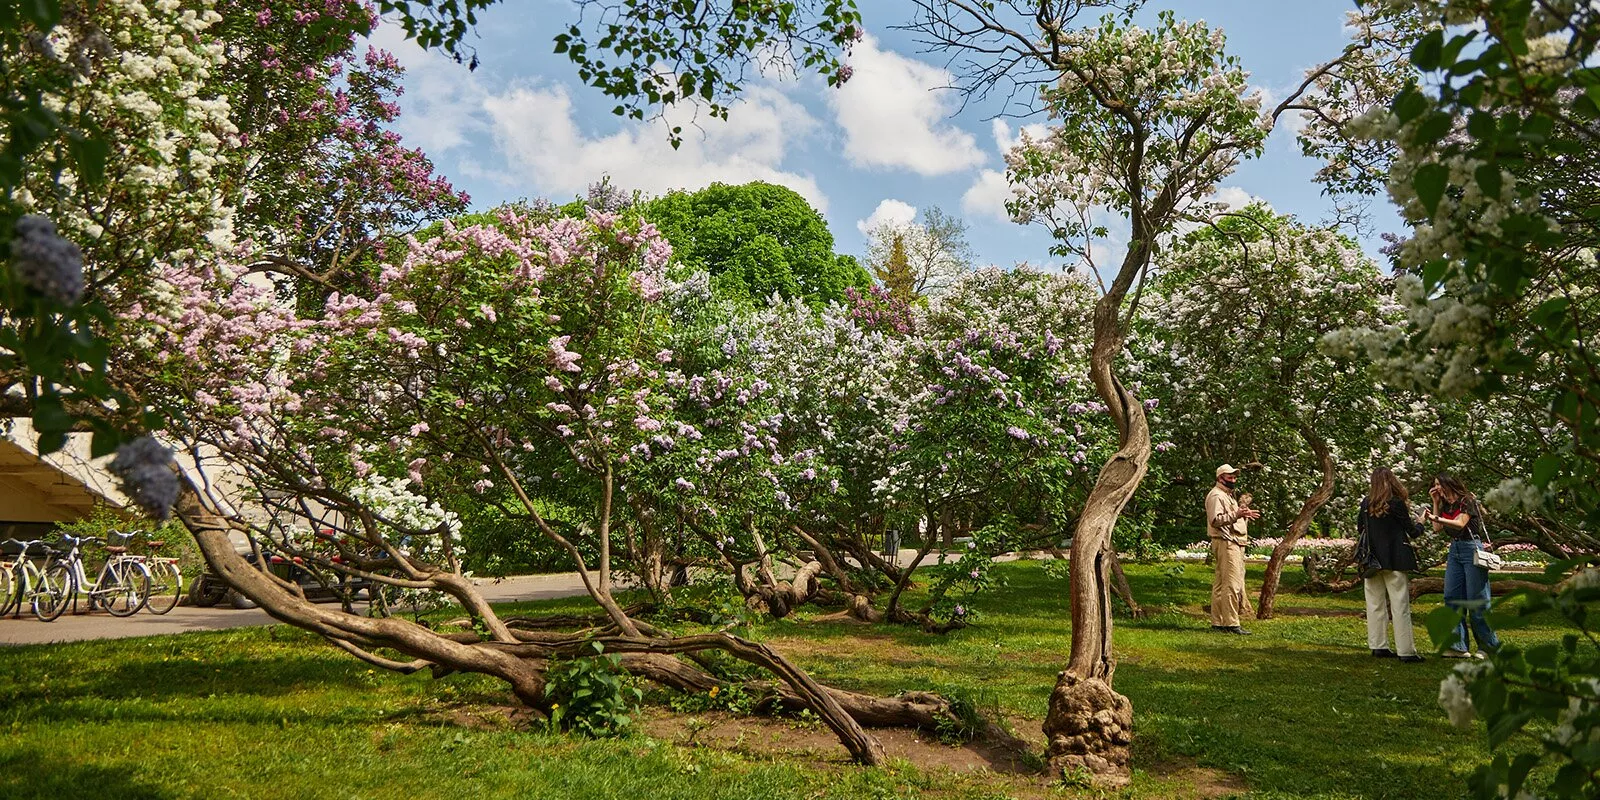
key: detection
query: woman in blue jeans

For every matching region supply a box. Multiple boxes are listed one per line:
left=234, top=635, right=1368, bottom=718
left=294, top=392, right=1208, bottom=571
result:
left=1423, top=473, right=1500, bottom=658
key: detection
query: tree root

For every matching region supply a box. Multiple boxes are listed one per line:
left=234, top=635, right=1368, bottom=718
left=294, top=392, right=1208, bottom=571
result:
left=1044, top=673, right=1132, bottom=786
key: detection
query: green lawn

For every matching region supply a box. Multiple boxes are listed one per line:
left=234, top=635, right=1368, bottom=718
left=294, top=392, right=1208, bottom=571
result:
left=0, top=560, right=1557, bottom=799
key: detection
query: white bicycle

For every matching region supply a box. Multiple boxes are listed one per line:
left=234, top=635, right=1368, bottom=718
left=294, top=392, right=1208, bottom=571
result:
left=32, top=534, right=151, bottom=621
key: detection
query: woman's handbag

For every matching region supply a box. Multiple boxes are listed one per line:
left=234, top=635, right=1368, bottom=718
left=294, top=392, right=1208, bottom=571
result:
left=1355, top=537, right=1383, bottom=578
left=1467, top=499, right=1501, bottom=570
left=1471, top=547, right=1503, bottom=571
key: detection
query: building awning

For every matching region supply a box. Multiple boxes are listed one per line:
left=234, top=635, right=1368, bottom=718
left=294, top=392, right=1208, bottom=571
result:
left=0, top=425, right=125, bottom=523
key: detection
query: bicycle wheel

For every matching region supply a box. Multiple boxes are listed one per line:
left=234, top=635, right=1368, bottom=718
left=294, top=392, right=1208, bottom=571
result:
left=100, top=560, right=150, bottom=617
left=143, top=561, right=183, bottom=615
left=187, top=573, right=228, bottom=607
left=0, top=564, right=17, bottom=617
left=33, top=562, right=73, bottom=621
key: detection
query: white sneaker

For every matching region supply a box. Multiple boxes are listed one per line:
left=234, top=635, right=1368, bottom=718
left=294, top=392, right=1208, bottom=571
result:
left=1442, top=649, right=1473, bottom=659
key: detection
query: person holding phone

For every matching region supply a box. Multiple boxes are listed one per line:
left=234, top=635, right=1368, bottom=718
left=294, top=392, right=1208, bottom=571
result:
left=1207, top=464, right=1261, bottom=635
left=1422, top=473, right=1500, bottom=658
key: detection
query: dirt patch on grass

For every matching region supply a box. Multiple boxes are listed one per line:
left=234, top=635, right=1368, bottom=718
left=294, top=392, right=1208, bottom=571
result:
left=434, top=703, right=539, bottom=731
left=1141, top=757, right=1250, bottom=798
left=640, top=709, right=1037, bottom=773
left=432, top=702, right=1247, bottom=799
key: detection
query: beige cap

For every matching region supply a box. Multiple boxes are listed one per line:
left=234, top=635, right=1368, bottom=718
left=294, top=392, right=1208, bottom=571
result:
left=1216, top=464, right=1239, bottom=478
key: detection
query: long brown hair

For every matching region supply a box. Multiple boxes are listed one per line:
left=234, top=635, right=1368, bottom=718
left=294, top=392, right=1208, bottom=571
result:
left=1434, top=473, right=1472, bottom=502
left=1368, top=467, right=1408, bottom=512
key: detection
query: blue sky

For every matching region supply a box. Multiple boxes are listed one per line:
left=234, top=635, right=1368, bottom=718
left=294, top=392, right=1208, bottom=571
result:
left=376, top=1, right=1400, bottom=271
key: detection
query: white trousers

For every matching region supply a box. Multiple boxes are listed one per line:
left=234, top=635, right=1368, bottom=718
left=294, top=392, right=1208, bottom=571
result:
left=1363, top=569, right=1416, bottom=656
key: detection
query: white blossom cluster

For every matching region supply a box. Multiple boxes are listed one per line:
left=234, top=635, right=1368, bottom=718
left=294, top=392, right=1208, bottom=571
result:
left=348, top=475, right=463, bottom=543
left=11, top=0, right=237, bottom=276
left=1438, top=660, right=1495, bottom=729
left=1005, top=13, right=1269, bottom=253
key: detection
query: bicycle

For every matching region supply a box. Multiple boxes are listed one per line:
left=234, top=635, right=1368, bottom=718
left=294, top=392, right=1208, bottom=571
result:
left=108, top=530, right=184, bottom=615
left=1, top=538, right=55, bottom=619
left=33, top=534, right=152, bottom=621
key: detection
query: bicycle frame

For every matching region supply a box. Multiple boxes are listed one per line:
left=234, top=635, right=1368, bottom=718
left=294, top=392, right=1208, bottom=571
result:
left=45, top=537, right=150, bottom=617
left=1, top=540, right=52, bottom=618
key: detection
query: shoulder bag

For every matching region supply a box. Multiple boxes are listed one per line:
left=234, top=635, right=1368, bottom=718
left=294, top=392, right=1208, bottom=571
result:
left=1354, top=503, right=1383, bottom=578
left=1467, top=499, right=1502, bottom=571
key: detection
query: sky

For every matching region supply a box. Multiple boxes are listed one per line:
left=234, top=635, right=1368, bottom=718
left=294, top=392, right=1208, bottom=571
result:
left=373, top=0, right=1402, bottom=272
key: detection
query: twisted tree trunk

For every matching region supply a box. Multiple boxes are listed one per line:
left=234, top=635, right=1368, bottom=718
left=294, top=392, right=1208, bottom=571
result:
left=1257, top=426, right=1336, bottom=619
left=1041, top=279, right=1148, bottom=784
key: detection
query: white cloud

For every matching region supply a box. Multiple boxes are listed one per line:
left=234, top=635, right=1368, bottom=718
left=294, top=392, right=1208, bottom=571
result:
left=369, top=23, right=488, bottom=156
left=482, top=83, right=829, bottom=211
left=961, top=170, right=1012, bottom=223
left=960, top=121, right=1048, bottom=223
left=856, top=199, right=918, bottom=236
left=1209, top=186, right=1268, bottom=212
left=367, top=22, right=828, bottom=211
left=828, top=35, right=985, bottom=176
left=990, top=119, right=1048, bottom=152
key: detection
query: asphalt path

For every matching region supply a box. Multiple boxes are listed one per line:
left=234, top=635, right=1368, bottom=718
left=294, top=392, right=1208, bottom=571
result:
left=0, top=572, right=598, bottom=646
left=0, top=549, right=967, bottom=646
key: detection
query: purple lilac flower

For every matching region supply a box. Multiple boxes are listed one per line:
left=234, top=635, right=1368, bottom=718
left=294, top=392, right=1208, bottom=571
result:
left=109, top=435, right=178, bottom=520
left=10, top=214, right=84, bottom=305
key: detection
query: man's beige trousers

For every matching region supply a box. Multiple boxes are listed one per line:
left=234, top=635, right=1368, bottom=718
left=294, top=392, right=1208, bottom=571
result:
left=1210, top=539, right=1248, bottom=627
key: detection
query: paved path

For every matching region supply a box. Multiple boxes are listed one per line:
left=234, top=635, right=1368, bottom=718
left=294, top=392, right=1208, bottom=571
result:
left=0, top=572, right=598, bottom=646
left=0, top=549, right=974, bottom=646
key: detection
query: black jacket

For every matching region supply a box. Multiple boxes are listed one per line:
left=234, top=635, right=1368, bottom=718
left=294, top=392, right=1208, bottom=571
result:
left=1359, top=498, right=1421, bottom=572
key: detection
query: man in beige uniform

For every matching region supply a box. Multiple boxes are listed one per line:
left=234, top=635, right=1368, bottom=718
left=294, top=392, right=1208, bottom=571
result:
left=1207, top=464, right=1260, bottom=634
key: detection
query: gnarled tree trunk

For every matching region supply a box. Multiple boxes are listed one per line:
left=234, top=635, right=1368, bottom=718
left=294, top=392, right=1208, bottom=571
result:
left=1041, top=284, right=1148, bottom=784
left=172, top=473, right=909, bottom=766
left=1256, top=425, right=1336, bottom=619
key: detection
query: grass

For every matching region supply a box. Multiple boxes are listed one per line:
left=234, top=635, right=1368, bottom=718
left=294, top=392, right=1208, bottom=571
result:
left=0, top=559, right=1565, bottom=799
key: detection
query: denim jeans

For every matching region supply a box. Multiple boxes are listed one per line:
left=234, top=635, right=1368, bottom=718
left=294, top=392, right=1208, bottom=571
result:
left=1444, top=539, right=1500, bottom=652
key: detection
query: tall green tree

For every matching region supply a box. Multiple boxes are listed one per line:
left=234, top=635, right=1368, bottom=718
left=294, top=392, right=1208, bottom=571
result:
left=643, top=182, right=870, bottom=304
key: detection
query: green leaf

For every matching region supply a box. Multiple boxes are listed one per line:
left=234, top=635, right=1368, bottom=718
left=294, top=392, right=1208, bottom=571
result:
left=1393, top=88, right=1428, bottom=124
left=1414, top=112, right=1453, bottom=145
left=89, top=428, right=121, bottom=459
left=1421, top=257, right=1450, bottom=290
left=66, top=133, right=109, bottom=188
left=1425, top=605, right=1464, bottom=651
left=1473, top=164, right=1502, bottom=199
left=1411, top=29, right=1444, bottom=70
left=36, top=429, right=67, bottom=455
left=1487, top=708, right=1534, bottom=749
left=1412, top=162, right=1449, bottom=216
left=1532, top=453, right=1564, bottom=485
left=18, top=0, right=61, bottom=29
left=33, top=391, right=72, bottom=434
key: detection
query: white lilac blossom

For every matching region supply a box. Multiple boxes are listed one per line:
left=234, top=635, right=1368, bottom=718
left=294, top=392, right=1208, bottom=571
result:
left=108, top=435, right=179, bottom=520
left=9, top=214, right=85, bottom=305
left=1438, top=661, right=1495, bottom=729
left=348, top=475, right=462, bottom=541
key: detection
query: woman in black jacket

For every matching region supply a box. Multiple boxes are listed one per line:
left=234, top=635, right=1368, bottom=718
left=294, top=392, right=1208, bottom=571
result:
left=1359, top=468, right=1424, bottom=662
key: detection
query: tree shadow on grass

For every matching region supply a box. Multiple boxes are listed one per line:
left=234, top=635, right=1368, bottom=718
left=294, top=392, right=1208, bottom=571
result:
left=0, top=645, right=414, bottom=729
left=1117, top=641, right=1474, bottom=799
left=0, top=751, right=172, bottom=799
